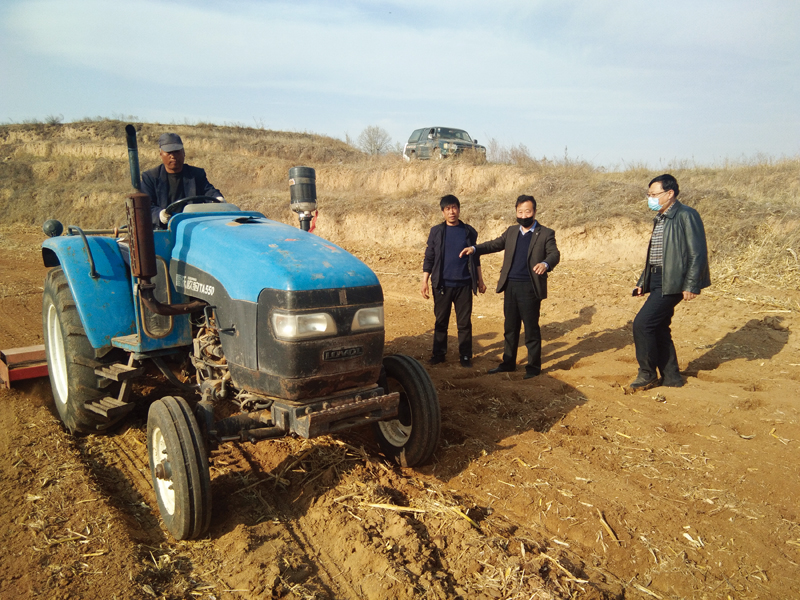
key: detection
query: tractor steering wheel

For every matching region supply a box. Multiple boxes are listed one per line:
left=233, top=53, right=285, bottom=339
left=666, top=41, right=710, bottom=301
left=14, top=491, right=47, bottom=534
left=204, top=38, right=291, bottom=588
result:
left=164, top=195, right=222, bottom=217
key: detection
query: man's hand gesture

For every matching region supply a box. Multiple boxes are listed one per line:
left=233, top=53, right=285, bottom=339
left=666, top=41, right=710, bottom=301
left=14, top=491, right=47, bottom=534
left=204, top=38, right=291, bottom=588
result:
left=420, top=274, right=431, bottom=300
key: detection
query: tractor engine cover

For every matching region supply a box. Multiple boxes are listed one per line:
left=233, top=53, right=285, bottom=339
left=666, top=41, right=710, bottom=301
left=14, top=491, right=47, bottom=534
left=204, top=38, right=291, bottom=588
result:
left=167, top=212, right=385, bottom=401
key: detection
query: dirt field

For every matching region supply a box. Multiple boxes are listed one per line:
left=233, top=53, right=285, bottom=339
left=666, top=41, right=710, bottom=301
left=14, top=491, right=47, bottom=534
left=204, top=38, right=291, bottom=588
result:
left=1, top=224, right=799, bottom=600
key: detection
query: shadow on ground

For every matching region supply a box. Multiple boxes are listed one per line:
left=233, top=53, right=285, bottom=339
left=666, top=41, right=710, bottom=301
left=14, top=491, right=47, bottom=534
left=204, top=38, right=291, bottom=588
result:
left=385, top=327, right=590, bottom=483
left=686, top=316, right=790, bottom=375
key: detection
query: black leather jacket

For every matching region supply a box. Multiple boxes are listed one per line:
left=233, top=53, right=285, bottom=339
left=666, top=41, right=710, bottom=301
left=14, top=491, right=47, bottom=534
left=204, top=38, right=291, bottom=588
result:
left=637, top=201, right=711, bottom=295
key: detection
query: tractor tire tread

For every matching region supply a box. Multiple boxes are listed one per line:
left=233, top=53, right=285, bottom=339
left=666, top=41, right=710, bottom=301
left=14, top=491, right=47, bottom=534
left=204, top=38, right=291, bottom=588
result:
left=148, top=397, right=211, bottom=540
left=43, top=267, right=123, bottom=434
left=373, top=354, right=440, bottom=467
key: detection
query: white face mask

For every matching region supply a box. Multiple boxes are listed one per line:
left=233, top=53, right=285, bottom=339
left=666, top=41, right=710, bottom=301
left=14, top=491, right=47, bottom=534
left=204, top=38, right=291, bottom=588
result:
left=647, top=196, right=661, bottom=211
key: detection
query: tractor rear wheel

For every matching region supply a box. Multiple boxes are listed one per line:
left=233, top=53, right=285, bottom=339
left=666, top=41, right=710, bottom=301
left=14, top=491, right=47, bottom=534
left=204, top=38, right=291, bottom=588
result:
left=147, top=396, right=212, bottom=540
left=373, top=354, right=440, bottom=467
left=42, top=267, right=121, bottom=433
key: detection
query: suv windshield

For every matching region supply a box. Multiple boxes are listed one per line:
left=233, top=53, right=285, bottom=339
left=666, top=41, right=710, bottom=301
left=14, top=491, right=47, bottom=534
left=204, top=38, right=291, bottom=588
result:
left=436, top=128, right=472, bottom=142
left=408, top=129, right=424, bottom=142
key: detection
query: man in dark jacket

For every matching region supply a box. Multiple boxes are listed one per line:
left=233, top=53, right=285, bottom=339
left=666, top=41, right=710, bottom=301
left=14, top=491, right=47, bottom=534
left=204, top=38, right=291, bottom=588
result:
left=629, top=174, right=711, bottom=391
left=461, top=195, right=560, bottom=378
left=141, top=133, right=224, bottom=228
left=421, top=195, right=486, bottom=367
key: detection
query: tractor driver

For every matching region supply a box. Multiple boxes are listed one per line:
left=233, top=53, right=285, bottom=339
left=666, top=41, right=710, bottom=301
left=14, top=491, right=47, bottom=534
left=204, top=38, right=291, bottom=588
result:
left=141, top=133, right=224, bottom=229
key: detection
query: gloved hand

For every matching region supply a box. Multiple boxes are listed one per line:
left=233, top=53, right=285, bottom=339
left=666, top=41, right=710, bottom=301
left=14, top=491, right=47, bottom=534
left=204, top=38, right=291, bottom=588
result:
left=159, top=209, right=169, bottom=224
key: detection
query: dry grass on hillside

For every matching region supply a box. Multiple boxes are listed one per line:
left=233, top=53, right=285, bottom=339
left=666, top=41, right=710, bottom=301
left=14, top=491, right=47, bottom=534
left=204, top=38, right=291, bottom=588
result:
left=1, top=120, right=798, bottom=288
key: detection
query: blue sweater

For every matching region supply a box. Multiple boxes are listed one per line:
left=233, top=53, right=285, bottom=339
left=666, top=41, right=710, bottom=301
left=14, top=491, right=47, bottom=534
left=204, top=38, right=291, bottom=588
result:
left=442, top=224, right=471, bottom=287
left=507, top=228, right=533, bottom=281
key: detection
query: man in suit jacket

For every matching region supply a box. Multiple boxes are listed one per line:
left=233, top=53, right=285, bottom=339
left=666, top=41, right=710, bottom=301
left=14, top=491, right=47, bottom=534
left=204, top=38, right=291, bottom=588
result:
left=141, top=133, right=224, bottom=228
left=461, top=195, right=560, bottom=378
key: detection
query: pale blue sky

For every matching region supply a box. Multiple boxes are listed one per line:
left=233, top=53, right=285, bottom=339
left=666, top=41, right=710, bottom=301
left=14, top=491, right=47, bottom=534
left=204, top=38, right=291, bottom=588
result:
left=2, top=0, right=798, bottom=166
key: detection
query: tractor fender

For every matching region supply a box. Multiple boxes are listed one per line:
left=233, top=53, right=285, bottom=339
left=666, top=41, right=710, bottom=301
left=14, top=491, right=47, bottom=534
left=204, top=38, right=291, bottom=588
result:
left=42, top=236, right=136, bottom=350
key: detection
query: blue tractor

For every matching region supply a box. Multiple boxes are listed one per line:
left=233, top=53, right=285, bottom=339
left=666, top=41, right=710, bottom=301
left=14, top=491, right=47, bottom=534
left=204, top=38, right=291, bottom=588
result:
left=40, top=125, right=440, bottom=540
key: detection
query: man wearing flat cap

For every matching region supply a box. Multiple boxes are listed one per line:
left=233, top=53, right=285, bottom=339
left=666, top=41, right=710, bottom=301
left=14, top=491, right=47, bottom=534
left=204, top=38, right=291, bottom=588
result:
left=141, top=133, right=224, bottom=228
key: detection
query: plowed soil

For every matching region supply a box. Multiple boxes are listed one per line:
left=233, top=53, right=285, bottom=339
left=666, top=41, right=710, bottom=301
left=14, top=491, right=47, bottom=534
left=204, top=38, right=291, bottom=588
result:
left=1, top=226, right=799, bottom=600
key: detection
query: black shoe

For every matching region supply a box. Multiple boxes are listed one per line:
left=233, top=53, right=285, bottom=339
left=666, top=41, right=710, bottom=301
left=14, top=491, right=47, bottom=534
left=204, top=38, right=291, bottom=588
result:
left=460, top=356, right=472, bottom=368
left=488, top=364, right=515, bottom=374
left=428, top=355, right=445, bottom=365
left=626, top=375, right=659, bottom=392
left=523, top=370, right=541, bottom=379
left=662, top=376, right=684, bottom=388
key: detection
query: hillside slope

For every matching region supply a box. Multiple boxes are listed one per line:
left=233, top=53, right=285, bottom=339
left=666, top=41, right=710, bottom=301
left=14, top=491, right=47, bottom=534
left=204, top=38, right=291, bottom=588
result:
left=1, top=121, right=797, bottom=284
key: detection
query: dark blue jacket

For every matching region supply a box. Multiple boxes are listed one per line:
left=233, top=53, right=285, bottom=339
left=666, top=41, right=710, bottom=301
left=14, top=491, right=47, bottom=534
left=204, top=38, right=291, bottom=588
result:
left=423, top=221, right=481, bottom=294
left=141, top=164, right=223, bottom=228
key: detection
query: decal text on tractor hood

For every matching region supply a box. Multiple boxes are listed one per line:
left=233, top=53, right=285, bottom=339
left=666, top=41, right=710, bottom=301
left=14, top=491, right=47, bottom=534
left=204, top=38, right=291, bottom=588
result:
left=175, top=274, right=215, bottom=297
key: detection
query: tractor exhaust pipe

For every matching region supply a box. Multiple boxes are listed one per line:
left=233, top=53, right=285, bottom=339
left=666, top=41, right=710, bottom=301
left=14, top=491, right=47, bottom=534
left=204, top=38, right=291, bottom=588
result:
left=125, top=124, right=141, bottom=192
left=288, top=166, right=317, bottom=231
left=126, top=190, right=206, bottom=316
left=126, top=193, right=157, bottom=279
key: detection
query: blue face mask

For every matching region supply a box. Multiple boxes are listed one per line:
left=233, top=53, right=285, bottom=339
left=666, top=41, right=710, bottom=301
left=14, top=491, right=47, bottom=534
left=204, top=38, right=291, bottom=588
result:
left=647, top=196, right=661, bottom=211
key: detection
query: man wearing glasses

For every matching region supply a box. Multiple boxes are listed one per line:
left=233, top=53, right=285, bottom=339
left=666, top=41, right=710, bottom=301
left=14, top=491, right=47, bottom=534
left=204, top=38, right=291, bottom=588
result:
left=628, top=174, right=710, bottom=392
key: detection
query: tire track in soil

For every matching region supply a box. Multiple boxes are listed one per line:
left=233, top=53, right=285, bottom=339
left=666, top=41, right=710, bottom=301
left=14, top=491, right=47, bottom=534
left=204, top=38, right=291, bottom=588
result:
left=109, top=429, right=157, bottom=505
left=214, top=440, right=367, bottom=600
left=99, top=427, right=169, bottom=544
left=221, top=438, right=549, bottom=600
left=82, top=404, right=424, bottom=599
left=107, top=426, right=373, bottom=598
left=214, top=435, right=473, bottom=599
left=102, top=429, right=337, bottom=597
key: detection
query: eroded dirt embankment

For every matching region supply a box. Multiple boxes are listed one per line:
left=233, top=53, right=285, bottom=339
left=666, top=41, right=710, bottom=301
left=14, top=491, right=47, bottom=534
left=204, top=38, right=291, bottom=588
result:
left=316, top=214, right=650, bottom=268
left=4, top=122, right=799, bottom=291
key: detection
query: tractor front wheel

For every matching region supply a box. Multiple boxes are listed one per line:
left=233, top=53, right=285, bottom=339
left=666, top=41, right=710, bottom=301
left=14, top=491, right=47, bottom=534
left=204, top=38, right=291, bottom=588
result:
left=373, top=354, right=440, bottom=467
left=147, top=396, right=212, bottom=540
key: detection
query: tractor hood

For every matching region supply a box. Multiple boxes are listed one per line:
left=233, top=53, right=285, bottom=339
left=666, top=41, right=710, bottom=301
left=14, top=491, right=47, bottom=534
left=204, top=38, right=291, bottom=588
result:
left=169, top=212, right=379, bottom=302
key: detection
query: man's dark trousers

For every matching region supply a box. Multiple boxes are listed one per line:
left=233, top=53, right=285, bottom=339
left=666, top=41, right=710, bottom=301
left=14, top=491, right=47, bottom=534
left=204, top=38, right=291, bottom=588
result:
left=432, top=285, right=473, bottom=359
left=633, top=268, right=682, bottom=381
left=501, top=280, right=542, bottom=375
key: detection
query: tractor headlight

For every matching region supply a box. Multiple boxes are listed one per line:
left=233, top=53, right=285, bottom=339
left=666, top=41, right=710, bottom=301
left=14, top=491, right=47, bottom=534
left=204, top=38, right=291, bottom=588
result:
left=272, top=312, right=337, bottom=340
left=351, top=307, right=384, bottom=332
